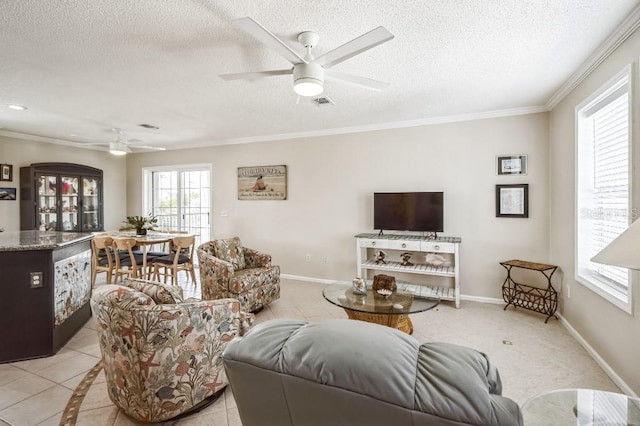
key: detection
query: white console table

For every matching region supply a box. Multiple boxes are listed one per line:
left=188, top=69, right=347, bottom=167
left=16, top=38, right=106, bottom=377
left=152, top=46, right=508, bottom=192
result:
left=355, top=233, right=461, bottom=308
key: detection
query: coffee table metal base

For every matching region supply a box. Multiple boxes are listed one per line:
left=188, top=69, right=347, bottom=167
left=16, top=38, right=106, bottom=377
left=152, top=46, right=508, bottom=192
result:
left=343, top=309, right=413, bottom=334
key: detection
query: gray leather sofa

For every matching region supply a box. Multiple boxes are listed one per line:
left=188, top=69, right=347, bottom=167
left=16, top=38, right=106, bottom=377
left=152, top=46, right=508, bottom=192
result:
left=222, top=319, right=523, bottom=426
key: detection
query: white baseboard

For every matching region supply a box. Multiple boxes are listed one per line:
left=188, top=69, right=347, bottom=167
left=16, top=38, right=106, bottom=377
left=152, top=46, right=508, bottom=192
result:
left=461, top=294, right=504, bottom=304
left=280, top=274, right=336, bottom=284
left=557, top=313, right=637, bottom=398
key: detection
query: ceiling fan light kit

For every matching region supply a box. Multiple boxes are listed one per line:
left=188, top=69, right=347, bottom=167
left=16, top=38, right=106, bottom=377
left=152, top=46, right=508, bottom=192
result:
left=293, top=62, right=324, bottom=96
left=109, top=141, right=129, bottom=156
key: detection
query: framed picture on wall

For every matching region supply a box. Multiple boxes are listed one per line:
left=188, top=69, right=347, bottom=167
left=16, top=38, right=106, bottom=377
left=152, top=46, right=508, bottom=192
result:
left=237, top=165, right=287, bottom=200
left=496, top=155, right=527, bottom=175
left=496, top=184, right=528, bottom=218
left=0, top=164, right=12, bottom=181
left=0, top=187, right=16, bottom=200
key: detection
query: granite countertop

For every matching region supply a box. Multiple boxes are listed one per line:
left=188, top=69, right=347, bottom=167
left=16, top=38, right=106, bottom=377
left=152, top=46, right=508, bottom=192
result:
left=0, top=231, right=93, bottom=251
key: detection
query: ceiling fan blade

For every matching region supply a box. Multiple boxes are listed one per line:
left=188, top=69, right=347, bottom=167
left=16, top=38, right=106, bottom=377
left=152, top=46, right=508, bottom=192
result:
left=325, top=69, right=389, bottom=92
left=313, top=26, right=394, bottom=68
left=73, top=141, right=108, bottom=146
left=234, top=17, right=305, bottom=65
left=130, top=145, right=166, bottom=151
left=219, top=69, right=292, bottom=81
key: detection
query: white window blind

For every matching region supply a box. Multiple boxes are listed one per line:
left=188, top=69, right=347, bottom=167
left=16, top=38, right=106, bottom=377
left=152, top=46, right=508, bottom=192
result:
left=576, top=68, right=631, bottom=311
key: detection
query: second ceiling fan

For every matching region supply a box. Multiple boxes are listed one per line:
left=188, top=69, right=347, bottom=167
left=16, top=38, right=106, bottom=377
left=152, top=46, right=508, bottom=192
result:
left=220, top=17, right=394, bottom=97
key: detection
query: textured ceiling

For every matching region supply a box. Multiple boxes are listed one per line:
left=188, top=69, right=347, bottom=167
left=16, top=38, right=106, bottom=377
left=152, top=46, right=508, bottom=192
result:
left=0, top=0, right=638, bottom=151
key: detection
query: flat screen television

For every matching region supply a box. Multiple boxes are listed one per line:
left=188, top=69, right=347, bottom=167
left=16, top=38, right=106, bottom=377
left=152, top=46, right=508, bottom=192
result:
left=374, top=192, right=444, bottom=233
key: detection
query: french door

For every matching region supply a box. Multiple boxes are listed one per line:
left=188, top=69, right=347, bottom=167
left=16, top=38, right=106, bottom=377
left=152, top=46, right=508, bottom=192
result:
left=144, top=165, right=211, bottom=250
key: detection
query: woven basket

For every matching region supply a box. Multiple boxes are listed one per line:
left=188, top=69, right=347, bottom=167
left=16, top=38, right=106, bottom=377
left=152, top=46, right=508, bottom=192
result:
left=372, top=274, right=397, bottom=293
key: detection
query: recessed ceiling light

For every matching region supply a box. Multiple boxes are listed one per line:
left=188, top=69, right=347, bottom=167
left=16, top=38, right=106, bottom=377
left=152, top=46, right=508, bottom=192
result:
left=70, top=134, right=77, bottom=137
left=7, top=104, right=27, bottom=110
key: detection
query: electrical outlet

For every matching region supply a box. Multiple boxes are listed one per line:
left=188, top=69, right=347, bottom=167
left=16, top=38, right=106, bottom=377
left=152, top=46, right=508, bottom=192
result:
left=566, top=285, right=570, bottom=299
left=30, top=272, right=43, bottom=288
left=305, top=254, right=311, bottom=262
left=323, top=256, right=329, bottom=264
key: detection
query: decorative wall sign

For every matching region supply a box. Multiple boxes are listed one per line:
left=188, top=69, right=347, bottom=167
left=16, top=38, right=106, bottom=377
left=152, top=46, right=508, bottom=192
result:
left=0, top=187, right=16, bottom=200
left=497, top=155, right=527, bottom=175
left=496, top=184, right=528, bottom=218
left=238, top=165, right=287, bottom=200
left=0, top=164, right=12, bottom=181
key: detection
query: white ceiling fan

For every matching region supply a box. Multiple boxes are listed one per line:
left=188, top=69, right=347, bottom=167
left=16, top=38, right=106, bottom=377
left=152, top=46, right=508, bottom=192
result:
left=220, top=17, right=394, bottom=97
left=73, top=128, right=166, bottom=155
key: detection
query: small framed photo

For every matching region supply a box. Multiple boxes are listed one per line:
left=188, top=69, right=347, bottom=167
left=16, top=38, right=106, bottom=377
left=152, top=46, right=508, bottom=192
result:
left=496, top=184, right=528, bottom=218
left=0, top=164, right=12, bottom=181
left=0, top=187, right=16, bottom=200
left=496, top=155, right=527, bottom=175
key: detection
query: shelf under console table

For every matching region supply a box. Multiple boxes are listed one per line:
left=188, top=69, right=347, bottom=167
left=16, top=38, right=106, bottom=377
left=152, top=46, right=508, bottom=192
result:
left=355, top=233, right=461, bottom=308
left=500, top=259, right=558, bottom=323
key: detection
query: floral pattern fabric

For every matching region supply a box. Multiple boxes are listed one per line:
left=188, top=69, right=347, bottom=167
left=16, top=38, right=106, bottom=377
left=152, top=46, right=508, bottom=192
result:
left=198, top=241, right=280, bottom=313
left=212, top=236, right=246, bottom=271
left=125, top=277, right=184, bottom=303
left=90, top=279, right=254, bottom=423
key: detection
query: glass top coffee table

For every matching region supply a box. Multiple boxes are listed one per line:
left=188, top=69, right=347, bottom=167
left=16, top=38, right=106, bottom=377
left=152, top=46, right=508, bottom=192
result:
left=522, top=388, right=640, bottom=425
left=323, top=283, right=440, bottom=334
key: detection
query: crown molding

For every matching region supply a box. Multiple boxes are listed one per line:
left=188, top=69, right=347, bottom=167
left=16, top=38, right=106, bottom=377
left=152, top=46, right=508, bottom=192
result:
left=0, top=130, right=106, bottom=152
left=546, top=5, right=640, bottom=110
left=174, top=105, right=548, bottom=150
left=2, top=105, right=547, bottom=151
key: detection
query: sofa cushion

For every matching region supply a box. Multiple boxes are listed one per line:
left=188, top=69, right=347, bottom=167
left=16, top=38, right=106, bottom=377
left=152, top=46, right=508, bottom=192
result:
left=124, top=278, right=184, bottom=304
left=214, top=237, right=246, bottom=271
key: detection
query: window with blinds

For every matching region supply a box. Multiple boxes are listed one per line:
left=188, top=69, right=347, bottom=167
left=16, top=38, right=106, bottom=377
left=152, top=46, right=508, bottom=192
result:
left=575, top=66, right=632, bottom=312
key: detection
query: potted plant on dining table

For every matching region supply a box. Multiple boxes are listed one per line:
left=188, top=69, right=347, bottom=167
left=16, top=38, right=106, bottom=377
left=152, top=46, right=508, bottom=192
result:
left=121, top=214, right=158, bottom=236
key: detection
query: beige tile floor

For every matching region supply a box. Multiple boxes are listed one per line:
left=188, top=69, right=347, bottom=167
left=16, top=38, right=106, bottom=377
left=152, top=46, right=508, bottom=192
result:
left=0, top=276, right=621, bottom=425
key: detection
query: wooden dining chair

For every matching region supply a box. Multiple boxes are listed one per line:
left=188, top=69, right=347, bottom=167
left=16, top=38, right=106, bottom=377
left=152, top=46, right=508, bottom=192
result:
left=152, top=235, right=197, bottom=285
left=91, top=236, right=114, bottom=287
left=112, top=237, right=145, bottom=283
left=146, top=230, right=190, bottom=255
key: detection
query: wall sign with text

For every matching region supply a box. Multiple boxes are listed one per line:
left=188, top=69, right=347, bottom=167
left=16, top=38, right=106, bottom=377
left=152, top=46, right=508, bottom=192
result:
left=238, top=165, right=287, bottom=200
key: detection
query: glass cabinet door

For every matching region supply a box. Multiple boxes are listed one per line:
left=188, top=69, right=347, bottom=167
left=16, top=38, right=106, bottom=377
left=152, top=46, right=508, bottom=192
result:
left=60, top=176, right=80, bottom=231
left=82, top=177, right=100, bottom=231
left=37, top=174, right=58, bottom=231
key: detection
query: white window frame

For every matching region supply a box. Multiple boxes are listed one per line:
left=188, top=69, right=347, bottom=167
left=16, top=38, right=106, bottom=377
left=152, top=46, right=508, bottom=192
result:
left=142, top=163, right=213, bottom=243
left=574, top=65, right=633, bottom=314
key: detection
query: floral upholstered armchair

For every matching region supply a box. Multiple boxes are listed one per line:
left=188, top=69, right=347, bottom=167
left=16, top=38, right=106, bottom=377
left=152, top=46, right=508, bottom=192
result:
left=90, top=278, right=254, bottom=423
left=197, top=237, right=280, bottom=313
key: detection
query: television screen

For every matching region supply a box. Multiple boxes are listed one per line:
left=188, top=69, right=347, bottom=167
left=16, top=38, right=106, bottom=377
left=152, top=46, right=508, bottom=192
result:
left=374, top=192, right=443, bottom=232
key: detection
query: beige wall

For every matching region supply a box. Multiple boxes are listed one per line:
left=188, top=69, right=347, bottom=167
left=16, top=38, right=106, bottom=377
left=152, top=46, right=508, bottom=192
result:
left=127, top=113, right=550, bottom=299
left=0, top=136, right=127, bottom=231
left=549, top=28, right=640, bottom=394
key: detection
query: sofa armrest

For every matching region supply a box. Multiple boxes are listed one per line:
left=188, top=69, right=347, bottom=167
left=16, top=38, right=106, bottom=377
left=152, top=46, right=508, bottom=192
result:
left=198, top=248, right=235, bottom=291
left=243, top=247, right=272, bottom=268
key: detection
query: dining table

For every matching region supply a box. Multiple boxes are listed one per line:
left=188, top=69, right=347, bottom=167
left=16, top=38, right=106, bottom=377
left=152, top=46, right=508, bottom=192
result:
left=96, top=231, right=182, bottom=279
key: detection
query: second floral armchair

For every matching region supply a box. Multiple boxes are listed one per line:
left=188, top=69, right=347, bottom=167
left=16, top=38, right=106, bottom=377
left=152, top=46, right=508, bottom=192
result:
left=197, top=237, right=280, bottom=313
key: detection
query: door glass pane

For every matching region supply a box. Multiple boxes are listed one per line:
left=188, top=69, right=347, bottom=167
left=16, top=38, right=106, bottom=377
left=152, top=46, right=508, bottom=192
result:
left=60, top=176, right=79, bottom=231
left=38, top=174, right=58, bottom=231
left=181, top=170, right=210, bottom=249
left=154, top=171, right=178, bottom=231
left=149, top=167, right=211, bottom=254
left=82, top=177, right=100, bottom=231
